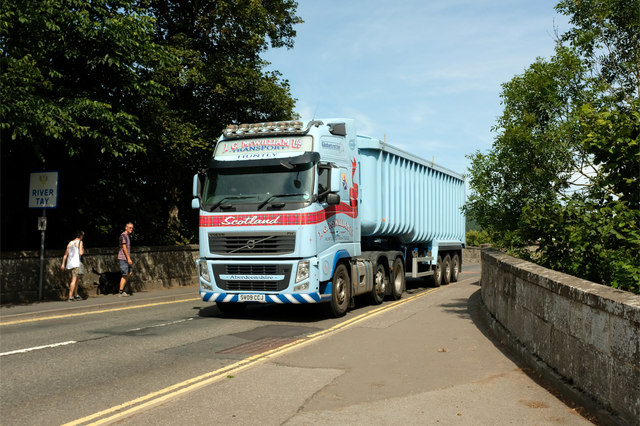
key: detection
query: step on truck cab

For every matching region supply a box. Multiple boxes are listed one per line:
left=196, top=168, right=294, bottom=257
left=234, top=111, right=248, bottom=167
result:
left=192, top=119, right=466, bottom=317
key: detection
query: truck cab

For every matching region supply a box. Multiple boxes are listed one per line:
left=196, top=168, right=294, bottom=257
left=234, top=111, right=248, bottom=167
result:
left=193, top=119, right=364, bottom=316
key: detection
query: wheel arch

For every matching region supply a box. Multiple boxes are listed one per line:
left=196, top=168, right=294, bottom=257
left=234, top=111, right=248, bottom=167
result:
left=328, top=249, right=352, bottom=279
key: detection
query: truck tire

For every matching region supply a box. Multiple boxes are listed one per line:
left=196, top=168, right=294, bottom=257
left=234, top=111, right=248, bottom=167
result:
left=216, top=302, right=247, bottom=315
left=428, top=256, right=443, bottom=287
left=370, top=263, right=386, bottom=305
left=390, top=257, right=405, bottom=300
left=451, top=253, right=460, bottom=282
left=443, top=255, right=452, bottom=285
left=328, top=263, right=349, bottom=317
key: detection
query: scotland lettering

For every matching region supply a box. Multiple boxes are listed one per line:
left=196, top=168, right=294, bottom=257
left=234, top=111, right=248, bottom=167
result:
left=221, top=215, right=282, bottom=226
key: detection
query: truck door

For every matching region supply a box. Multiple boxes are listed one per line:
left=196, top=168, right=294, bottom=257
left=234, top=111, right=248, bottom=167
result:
left=332, top=166, right=355, bottom=244
left=317, top=164, right=354, bottom=245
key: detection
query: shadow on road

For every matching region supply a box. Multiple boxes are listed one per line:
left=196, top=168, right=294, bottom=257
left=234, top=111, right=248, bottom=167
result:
left=465, top=286, right=599, bottom=424
left=196, top=302, right=331, bottom=323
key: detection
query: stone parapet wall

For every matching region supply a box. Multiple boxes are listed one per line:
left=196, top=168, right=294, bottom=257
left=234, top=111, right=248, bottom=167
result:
left=481, top=248, right=640, bottom=424
left=462, top=247, right=481, bottom=264
left=1, top=245, right=199, bottom=304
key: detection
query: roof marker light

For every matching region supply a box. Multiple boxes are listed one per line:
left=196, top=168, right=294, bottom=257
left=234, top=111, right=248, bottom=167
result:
left=224, top=124, right=238, bottom=136
left=222, top=120, right=313, bottom=139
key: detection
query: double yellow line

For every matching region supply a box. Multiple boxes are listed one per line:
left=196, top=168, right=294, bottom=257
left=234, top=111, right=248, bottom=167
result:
left=64, top=287, right=440, bottom=425
left=0, top=298, right=200, bottom=327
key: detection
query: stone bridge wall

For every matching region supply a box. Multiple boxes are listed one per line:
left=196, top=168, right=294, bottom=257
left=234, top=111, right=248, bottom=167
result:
left=1, top=245, right=199, bottom=304
left=481, top=248, right=639, bottom=424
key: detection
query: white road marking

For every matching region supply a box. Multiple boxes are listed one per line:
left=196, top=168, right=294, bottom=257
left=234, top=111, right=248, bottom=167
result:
left=126, top=317, right=194, bottom=332
left=0, top=340, right=77, bottom=357
left=1, top=318, right=195, bottom=357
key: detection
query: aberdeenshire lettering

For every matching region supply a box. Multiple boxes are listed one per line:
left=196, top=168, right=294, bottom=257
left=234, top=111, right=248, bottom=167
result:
left=221, top=215, right=282, bottom=226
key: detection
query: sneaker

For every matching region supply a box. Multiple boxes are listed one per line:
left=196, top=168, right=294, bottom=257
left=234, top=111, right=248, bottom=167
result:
left=74, top=295, right=82, bottom=300
left=118, top=292, right=130, bottom=297
left=68, top=298, right=74, bottom=302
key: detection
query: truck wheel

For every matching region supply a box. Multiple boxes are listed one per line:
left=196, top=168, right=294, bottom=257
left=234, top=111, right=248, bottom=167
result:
left=443, top=255, right=452, bottom=285
left=390, top=257, right=405, bottom=300
left=370, top=263, right=386, bottom=305
left=328, top=263, right=349, bottom=317
left=216, top=302, right=247, bottom=315
left=451, top=254, right=460, bottom=282
left=428, top=256, right=443, bottom=287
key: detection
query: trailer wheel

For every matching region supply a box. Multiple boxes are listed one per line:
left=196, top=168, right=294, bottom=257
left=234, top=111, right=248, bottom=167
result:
left=328, top=263, right=349, bottom=317
left=428, top=256, right=443, bottom=287
left=370, top=263, right=386, bottom=305
left=451, top=254, right=460, bottom=282
left=216, top=302, right=247, bottom=315
left=390, top=257, right=405, bottom=300
left=443, top=255, right=452, bottom=285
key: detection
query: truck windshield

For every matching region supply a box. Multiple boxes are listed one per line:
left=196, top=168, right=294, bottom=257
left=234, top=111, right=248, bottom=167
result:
left=202, top=161, right=314, bottom=212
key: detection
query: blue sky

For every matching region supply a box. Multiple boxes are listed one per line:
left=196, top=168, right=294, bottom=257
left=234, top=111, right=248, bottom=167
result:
left=263, top=0, right=570, bottom=176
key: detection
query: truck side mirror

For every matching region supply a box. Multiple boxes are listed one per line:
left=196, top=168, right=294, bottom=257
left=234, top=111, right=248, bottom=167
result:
left=192, top=174, right=202, bottom=209
left=328, top=123, right=346, bottom=137
left=326, top=193, right=341, bottom=205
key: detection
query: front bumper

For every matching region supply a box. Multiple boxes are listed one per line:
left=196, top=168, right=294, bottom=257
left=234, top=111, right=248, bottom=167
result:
left=200, top=291, right=330, bottom=304
left=197, top=258, right=327, bottom=304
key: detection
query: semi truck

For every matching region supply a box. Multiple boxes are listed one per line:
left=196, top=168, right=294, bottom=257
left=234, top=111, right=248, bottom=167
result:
left=192, top=119, right=466, bottom=317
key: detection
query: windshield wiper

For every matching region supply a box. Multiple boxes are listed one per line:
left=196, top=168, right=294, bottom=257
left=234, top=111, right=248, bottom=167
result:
left=211, top=195, right=255, bottom=210
left=258, top=193, right=307, bottom=210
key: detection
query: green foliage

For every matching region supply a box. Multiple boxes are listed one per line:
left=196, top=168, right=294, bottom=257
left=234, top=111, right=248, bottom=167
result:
left=465, top=230, right=492, bottom=247
left=556, top=0, right=640, bottom=97
left=579, top=100, right=640, bottom=209
left=465, top=0, right=640, bottom=293
left=1, top=0, right=301, bottom=250
left=0, top=0, right=170, bottom=157
left=465, top=214, right=481, bottom=232
left=522, top=198, right=640, bottom=293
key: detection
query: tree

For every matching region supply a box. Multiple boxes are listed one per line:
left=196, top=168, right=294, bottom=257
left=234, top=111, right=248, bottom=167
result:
left=465, top=0, right=639, bottom=292
left=557, top=0, right=640, bottom=99
left=1, top=0, right=177, bottom=249
left=134, top=0, right=301, bottom=245
left=1, top=0, right=171, bottom=157
left=465, top=46, right=589, bottom=248
left=1, top=0, right=301, bottom=250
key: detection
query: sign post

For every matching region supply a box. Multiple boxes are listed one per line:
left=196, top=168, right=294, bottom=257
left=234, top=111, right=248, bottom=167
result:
left=29, top=171, right=59, bottom=300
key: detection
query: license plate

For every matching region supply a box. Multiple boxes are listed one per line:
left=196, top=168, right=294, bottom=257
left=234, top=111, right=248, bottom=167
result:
left=238, top=294, right=265, bottom=302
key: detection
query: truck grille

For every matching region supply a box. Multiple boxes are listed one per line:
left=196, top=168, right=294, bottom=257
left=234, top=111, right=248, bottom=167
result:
left=212, top=264, right=291, bottom=292
left=226, top=264, right=277, bottom=274
left=209, top=232, right=296, bottom=255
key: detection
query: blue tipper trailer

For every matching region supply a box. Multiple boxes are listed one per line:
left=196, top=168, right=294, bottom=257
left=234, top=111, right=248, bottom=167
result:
left=192, top=118, right=466, bottom=317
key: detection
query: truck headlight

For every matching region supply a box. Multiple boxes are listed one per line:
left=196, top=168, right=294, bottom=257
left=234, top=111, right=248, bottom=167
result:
left=199, top=260, right=211, bottom=282
left=295, top=260, right=310, bottom=283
